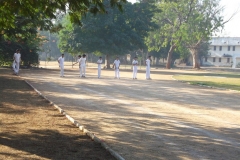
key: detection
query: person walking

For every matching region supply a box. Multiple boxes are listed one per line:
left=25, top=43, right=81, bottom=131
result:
left=58, top=54, right=64, bottom=77
left=132, top=56, right=138, bottom=79
left=13, top=49, right=21, bottom=75
left=97, top=57, right=102, bottom=78
left=146, top=55, right=151, bottom=80
left=113, top=57, right=120, bottom=79
left=81, top=54, right=87, bottom=77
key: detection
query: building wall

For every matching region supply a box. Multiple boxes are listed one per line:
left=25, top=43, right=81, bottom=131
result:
left=236, top=58, right=240, bottom=67
left=202, top=57, right=232, bottom=67
left=203, top=37, right=240, bottom=67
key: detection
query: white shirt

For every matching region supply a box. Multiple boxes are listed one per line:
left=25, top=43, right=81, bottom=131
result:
left=14, top=53, right=21, bottom=63
left=97, top=59, right=102, bottom=67
left=58, top=56, right=64, bottom=67
left=132, top=60, right=138, bottom=66
left=114, top=60, right=120, bottom=68
left=77, top=58, right=82, bottom=67
left=146, top=59, right=150, bottom=67
left=81, top=57, right=86, bottom=66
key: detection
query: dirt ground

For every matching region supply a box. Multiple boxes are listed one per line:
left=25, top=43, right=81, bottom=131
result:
left=0, top=68, right=115, bottom=160
left=17, top=64, right=240, bottom=160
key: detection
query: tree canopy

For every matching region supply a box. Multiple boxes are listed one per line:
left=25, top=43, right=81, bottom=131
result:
left=0, top=0, right=127, bottom=31
left=0, top=0, right=126, bottom=66
left=58, top=1, right=157, bottom=68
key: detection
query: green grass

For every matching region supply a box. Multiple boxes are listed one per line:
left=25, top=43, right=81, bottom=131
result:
left=173, top=72, right=240, bottom=91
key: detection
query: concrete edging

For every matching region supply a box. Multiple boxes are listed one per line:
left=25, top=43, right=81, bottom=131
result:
left=24, top=80, right=125, bottom=160
left=171, top=75, right=240, bottom=93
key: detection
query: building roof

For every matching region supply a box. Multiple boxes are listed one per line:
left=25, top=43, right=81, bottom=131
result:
left=210, top=37, right=240, bottom=46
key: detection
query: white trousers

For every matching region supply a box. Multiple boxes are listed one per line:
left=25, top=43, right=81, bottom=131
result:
left=79, top=66, right=81, bottom=76
left=14, top=62, right=20, bottom=74
left=133, top=66, right=137, bottom=78
left=146, top=66, right=150, bottom=79
left=81, top=65, right=86, bottom=76
left=98, top=66, right=101, bottom=78
left=60, top=65, right=64, bottom=76
left=115, top=69, right=120, bottom=78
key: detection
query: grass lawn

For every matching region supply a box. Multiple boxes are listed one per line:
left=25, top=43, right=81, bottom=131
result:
left=173, top=72, right=240, bottom=91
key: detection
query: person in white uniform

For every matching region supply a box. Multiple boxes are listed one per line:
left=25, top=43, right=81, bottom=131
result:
left=97, top=57, right=102, bottom=78
left=81, top=54, right=86, bottom=77
left=132, top=56, right=138, bottom=79
left=113, top=57, right=120, bottom=79
left=73, top=55, right=82, bottom=77
left=13, top=49, right=21, bottom=75
left=146, top=55, right=151, bottom=80
left=58, top=54, right=64, bottom=77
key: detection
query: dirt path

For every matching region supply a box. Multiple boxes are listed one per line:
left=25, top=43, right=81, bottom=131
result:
left=20, top=67, right=240, bottom=160
left=0, top=68, right=115, bottom=160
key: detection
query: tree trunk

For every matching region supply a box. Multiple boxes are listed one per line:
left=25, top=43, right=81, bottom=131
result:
left=191, top=49, right=200, bottom=69
left=166, top=45, right=176, bottom=69
left=141, top=49, right=146, bottom=65
left=155, top=57, right=159, bottom=66
left=104, top=54, right=111, bottom=69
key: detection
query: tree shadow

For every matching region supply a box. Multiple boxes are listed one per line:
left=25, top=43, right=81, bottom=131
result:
left=0, top=129, right=115, bottom=160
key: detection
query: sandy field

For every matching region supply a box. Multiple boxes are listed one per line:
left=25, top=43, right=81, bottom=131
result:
left=17, top=62, right=240, bottom=160
left=0, top=68, right=115, bottom=160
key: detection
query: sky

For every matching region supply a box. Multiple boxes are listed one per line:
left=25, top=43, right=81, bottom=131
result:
left=127, top=0, right=240, bottom=37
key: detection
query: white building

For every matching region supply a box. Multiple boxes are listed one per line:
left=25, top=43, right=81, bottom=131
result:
left=202, top=37, right=240, bottom=68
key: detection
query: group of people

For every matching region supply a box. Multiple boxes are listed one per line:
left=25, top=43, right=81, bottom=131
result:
left=58, top=54, right=152, bottom=80
left=58, top=54, right=88, bottom=78
left=11, top=49, right=151, bottom=79
left=12, top=49, right=21, bottom=75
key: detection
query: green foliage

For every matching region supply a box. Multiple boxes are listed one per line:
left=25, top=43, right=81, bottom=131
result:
left=0, top=37, right=40, bottom=67
left=58, top=2, right=157, bottom=57
left=146, top=0, right=224, bottom=68
left=181, top=0, right=224, bottom=47
left=0, top=16, right=42, bottom=66
left=0, top=0, right=127, bottom=32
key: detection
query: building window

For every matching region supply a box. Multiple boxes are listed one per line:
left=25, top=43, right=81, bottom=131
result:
left=227, top=58, right=230, bottom=63
left=219, top=46, right=222, bottom=51
left=213, top=57, right=216, bottom=62
left=219, top=58, right=221, bottom=62
left=214, top=46, right=216, bottom=51
left=228, top=46, right=231, bottom=51
left=205, top=57, right=207, bottom=62
left=233, top=46, right=235, bottom=51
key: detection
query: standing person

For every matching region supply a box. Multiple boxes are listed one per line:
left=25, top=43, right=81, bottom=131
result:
left=13, top=49, right=21, bottom=75
left=58, top=54, right=64, bottom=77
left=73, top=55, right=82, bottom=77
left=146, top=55, right=151, bottom=80
left=132, top=56, right=138, bottom=79
left=113, top=57, right=120, bottom=79
left=81, top=54, right=87, bottom=77
left=97, top=57, right=102, bottom=78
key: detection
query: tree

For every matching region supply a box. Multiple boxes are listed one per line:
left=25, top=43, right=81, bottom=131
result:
left=58, top=2, right=156, bottom=68
left=147, top=0, right=196, bottom=69
left=0, top=16, right=43, bottom=66
left=0, top=0, right=127, bottom=32
left=180, top=0, right=224, bottom=68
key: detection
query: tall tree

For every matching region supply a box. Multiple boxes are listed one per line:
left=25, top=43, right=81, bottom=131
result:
left=58, top=2, right=156, bottom=68
left=147, top=0, right=196, bottom=69
left=180, top=0, right=224, bottom=68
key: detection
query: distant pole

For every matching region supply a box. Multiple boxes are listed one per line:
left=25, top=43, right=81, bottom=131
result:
left=72, top=55, right=73, bottom=68
left=49, top=31, right=51, bottom=59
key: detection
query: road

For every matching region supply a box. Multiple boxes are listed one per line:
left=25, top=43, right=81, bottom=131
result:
left=21, top=66, right=240, bottom=160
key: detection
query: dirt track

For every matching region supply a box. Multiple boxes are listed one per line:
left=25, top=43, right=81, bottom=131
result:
left=0, top=68, right=115, bottom=160
left=20, top=65, right=240, bottom=160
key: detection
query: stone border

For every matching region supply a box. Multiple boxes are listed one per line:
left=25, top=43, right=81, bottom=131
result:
left=24, top=80, right=125, bottom=160
left=171, top=75, right=240, bottom=93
